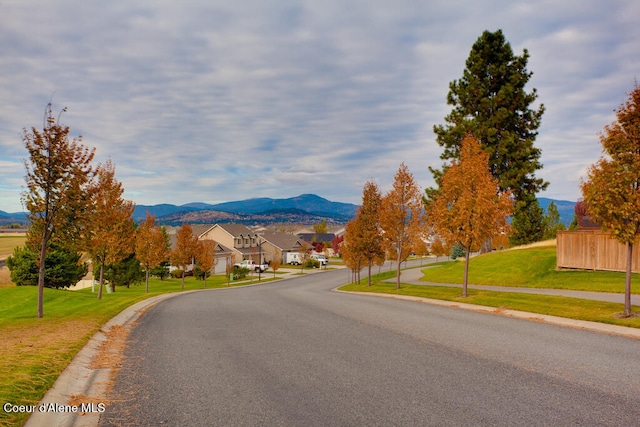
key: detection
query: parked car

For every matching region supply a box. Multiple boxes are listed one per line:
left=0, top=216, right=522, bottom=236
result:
left=233, top=259, right=269, bottom=273
left=310, top=254, right=328, bottom=266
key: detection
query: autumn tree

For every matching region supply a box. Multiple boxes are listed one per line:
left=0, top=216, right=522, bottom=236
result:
left=380, top=163, right=426, bottom=289
left=196, top=239, right=217, bottom=288
left=21, top=103, right=97, bottom=318
left=581, top=84, right=640, bottom=317
left=430, top=237, right=449, bottom=262
left=171, top=224, right=198, bottom=290
left=270, top=253, right=282, bottom=278
left=342, top=220, right=365, bottom=284
left=136, top=213, right=170, bottom=293
left=313, top=219, right=328, bottom=234
left=347, top=180, right=384, bottom=286
left=431, top=29, right=547, bottom=246
left=85, top=160, right=135, bottom=299
left=426, top=134, right=514, bottom=297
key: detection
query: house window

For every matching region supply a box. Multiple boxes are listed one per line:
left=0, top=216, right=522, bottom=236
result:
left=245, top=238, right=249, bottom=246
left=237, top=237, right=242, bottom=247
left=252, top=237, right=256, bottom=246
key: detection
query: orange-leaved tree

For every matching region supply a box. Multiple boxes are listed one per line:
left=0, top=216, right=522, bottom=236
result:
left=21, top=103, right=97, bottom=318
left=380, top=163, right=426, bottom=290
left=426, top=134, right=513, bottom=297
left=135, top=213, right=169, bottom=293
left=581, top=84, right=640, bottom=317
left=346, top=180, right=384, bottom=286
left=196, top=239, right=217, bottom=288
left=171, top=224, right=198, bottom=290
left=85, top=159, right=135, bottom=299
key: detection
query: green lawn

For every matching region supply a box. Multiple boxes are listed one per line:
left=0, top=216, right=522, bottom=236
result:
left=0, top=274, right=275, bottom=427
left=339, top=244, right=640, bottom=328
left=420, top=245, right=639, bottom=293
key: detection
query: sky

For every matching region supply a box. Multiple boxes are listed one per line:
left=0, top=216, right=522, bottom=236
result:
left=1, top=1, right=638, bottom=213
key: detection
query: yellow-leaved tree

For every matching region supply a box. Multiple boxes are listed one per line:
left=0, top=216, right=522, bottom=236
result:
left=581, top=84, right=640, bottom=317
left=380, top=163, right=426, bottom=290
left=136, top=213, right=169, bottom=293
left=426, top=134, right=513, bottom=297
left=85, top=159, right=135, bottom=299
left=22, top=103, right=97, bottom=317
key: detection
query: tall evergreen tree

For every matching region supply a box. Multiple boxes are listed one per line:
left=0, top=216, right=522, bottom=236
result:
left=430, top=29, right=548, bottom=245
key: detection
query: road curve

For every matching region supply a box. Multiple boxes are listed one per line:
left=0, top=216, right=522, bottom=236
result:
left=100, top=269, right=640, bottom=426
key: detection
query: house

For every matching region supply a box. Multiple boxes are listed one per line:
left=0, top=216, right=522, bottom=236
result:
left=166, top=224, right=232, bottom=275
left=200, top=223, right=264, bottom=265
left=258, top=231, right=306, bottom=265
left=296, top=233, right=337, bottom=255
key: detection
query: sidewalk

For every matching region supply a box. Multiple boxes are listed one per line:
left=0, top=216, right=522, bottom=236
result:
left=389, top=267, right=640, bottom=306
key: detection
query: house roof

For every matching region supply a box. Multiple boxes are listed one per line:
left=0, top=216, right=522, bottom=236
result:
left=297, top=233, right=336, bottom=243
left=191, top=224, right=216, bottom=238
left=215, top=223, right=256, bottom=237
left=259, top=231, right=304, bottom=251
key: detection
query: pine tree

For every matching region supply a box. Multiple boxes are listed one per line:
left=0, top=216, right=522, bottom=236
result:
left=431, top=29, right=547, bottom=245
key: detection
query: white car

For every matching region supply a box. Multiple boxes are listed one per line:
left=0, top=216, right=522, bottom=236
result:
left=310, top=254, right=328, bottom=266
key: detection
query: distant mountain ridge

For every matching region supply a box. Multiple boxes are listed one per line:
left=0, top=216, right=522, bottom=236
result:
left=134, top=194, right=360, bottom=225
left=1, top=195, right=577, bottom=227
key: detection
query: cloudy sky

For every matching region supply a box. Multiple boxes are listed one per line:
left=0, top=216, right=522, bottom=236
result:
left=1, top=1, right=638, bottom=213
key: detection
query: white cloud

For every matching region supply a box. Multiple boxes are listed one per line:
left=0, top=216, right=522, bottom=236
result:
left=1, top=0, right=638, bottom=212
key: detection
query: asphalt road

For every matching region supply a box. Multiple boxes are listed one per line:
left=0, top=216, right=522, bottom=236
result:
left=100, top=268, right=640, bottom=426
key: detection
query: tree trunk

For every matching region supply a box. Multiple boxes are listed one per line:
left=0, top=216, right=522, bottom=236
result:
left=624, top=242, right=633, bottom=317
left=97, top=263, right=104, bottom=299
left=367, top=260, right=372, bottom=287
left=37, top=237, right=47, bottom=318
left=145, top=268, right=150, bottom=293
left=181, top=271, right=185, bottom=291
left=396, top=251, right=402, bottom=290
left=463, top=247, right=471, bottom=298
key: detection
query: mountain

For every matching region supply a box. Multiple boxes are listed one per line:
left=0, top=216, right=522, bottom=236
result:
left=0, top=210, right=29, bottom=226
left=209, top=194, right=358, bottom=217
left=151, top=195, right=359, bottom=226
left=1, top=195, right=577, bottom=227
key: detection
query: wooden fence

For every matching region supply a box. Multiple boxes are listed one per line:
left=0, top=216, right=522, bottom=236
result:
left=556, top=230, right=640, bottom=273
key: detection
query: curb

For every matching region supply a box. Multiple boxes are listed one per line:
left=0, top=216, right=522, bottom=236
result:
left=24, top=292, right=185, bottom=427
left=335, top=289, right=640, bottom=339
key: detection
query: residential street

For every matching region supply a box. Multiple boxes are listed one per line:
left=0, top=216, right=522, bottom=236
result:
left=99, top=267, right=640, bottom=426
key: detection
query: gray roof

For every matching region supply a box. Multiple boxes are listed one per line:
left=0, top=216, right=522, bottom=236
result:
left=259, top=231, right=304, bottom=251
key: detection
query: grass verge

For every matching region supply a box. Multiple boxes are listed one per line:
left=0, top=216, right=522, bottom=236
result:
left=340, top=274, right=640, bottom=328
left=0, top=274, right=275, bottom=427
left=421, top=245, right=640, bottom=293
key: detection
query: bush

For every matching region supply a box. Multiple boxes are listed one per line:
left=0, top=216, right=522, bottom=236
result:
left=232, top=266, right=250, bottom=280
left=171, top=269, right=184, bottom=279
left=7, top=245, right=88, bottom=289
left=450, top=243, right=466, bottom=260
left=304, top=258, right=320, bottom=269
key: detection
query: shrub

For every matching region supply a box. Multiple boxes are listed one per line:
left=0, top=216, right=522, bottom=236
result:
left=304, top=258, right=320, bottom=269
left=450, top=243, right=466, bottom=260
left=232, top=266, right=250, bottom=280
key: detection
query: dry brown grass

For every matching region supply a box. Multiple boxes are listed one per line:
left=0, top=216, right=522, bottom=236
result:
left=0, top=267, right=13, bottom=288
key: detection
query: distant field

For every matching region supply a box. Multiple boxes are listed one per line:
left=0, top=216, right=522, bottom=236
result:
left=0, top=235, right=26, bottom=259
left=0, top=235, right=26, bottom=287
